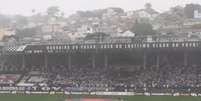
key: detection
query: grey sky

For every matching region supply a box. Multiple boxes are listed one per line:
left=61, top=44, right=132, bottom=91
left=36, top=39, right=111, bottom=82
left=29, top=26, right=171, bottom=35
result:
left=0, top=0, right=201, bottom=16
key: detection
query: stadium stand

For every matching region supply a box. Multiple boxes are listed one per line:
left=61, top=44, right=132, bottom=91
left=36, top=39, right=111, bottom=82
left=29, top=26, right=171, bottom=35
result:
left=0, top=74, right=21, bottom=86
left=1, top=39, right=201, bottom=94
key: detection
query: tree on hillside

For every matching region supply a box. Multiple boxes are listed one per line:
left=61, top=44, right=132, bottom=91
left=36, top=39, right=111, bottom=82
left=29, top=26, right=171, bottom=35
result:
left=145, top=3, right=152, bottom=10
left=31, top=9, right=36, bottom=15
left=144, top=3, right=158, bottom=14
left=61, top=12, right=65, bottom=17
left=130, top=22, right=156, bottom=36
left=13, top=15, right=28, bottom=29
left=47, top=6, right=60, bottom=17
left=15, top=27, right=39, bottom=39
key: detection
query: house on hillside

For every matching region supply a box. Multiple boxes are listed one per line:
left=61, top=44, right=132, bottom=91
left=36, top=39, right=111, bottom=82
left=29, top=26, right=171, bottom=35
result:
left=66, top=32, right=86, bottom=41
left=115, top=30, right=135, bottom=37
left=135, top=9, right=158, bottom=20
left=77, top=25, right=95, bottom=34
left=108, top=30, right=135, bottom=43
left=183, top=19, right=201, bottom=27
left=0, top=28, right=15, bottom=41
left=194, top=10, right=201, bottom=19
left=41, top=23, right=64, bottom=34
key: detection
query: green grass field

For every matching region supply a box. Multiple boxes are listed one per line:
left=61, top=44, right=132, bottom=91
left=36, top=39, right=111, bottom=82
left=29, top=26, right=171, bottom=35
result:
left=0, top=94, right=201, bottom=101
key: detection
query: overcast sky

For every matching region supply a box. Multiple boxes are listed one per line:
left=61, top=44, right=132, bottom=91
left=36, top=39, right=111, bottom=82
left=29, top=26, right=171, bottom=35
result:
left=0, top=0, right=201, bottom=16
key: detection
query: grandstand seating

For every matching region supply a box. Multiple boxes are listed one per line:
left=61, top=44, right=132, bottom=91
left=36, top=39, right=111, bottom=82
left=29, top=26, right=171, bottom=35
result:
left=0, top=74, right=21, bottom=85
left=1, top=42, right=201, bottom=93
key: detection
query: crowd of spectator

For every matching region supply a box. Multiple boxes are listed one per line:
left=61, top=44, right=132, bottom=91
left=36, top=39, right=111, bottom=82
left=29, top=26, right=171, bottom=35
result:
left=6, top=63, right=199, bottom=93
left=1, top=53, right=201, bottom=93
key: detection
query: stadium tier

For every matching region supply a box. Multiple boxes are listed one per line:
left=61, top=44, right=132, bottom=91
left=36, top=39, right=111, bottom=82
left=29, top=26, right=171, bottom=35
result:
left=1, top=41, right=201, bottom=95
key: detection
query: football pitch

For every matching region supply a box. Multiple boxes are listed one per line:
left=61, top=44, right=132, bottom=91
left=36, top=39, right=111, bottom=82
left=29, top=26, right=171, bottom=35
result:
left=1, top=94, right=201, bottom=101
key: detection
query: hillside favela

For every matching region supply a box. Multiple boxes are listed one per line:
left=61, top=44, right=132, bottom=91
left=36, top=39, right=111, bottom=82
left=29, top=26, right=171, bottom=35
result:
left=2, top=1, right=201, bottom=101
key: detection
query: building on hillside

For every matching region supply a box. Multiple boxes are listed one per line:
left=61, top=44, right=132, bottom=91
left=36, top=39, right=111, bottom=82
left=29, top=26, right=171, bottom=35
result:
left=0, top=28, right=15, bottom=41
left=50, top=33, right=71, bottom=43
left=126, top=11, right=135, bottom=18
left=135, top=4, right=159, bottom=20
left=161, top=24, right=182, bottom=29
left=115, top=30, right=135, bottom=37
left=40, top=16, right=67, bottom=34
left=0, top=29, right=7, bottom=41
left=77, top=25, right=95, bottom=34
left=194, top=10, right=201, bottom=19
left=66, top=32, right=86, bottom=41
left=102, top=8, right=122, bottom=19
left=41, top=24, right=64, bottom=33
left=183, top=19, right=201, bottom=27
left=152, top=23, right=162, bottom=30
left=108, top=30, right=135, bottom=43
